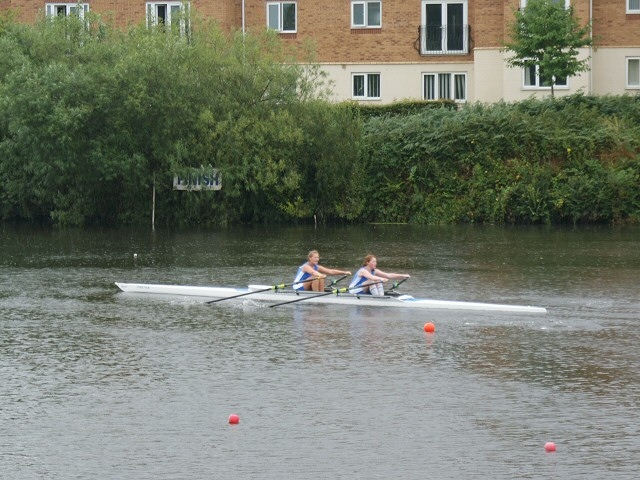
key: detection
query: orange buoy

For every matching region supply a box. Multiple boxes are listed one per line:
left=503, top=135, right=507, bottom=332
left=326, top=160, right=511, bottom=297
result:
left=423, top=322, right=435, bottom=333
left=544, top=442, right=556, bottom=452
left=228, top=414, right=240, bottom=424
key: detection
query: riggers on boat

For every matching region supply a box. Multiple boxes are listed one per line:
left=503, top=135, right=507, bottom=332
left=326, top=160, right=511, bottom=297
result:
left=114, top=282, right=547, bottom=314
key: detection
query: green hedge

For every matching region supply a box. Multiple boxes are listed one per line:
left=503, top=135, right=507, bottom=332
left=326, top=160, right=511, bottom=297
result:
left=361, top=95, right=640, bottom=225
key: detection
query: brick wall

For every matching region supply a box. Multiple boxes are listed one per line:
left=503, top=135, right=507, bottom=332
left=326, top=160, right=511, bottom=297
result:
left=3, top=0, right=242, bottom=31
left=473, top=0, right=505, bottom=48
left=244, top=0, right=462, bottom=64
left=593, top=0, right=640, bottom=47
left=1, top=0, right=636, bottom=57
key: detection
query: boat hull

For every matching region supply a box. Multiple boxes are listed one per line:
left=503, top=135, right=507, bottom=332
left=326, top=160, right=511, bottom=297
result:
left=115, top=282, right=547, bottom=314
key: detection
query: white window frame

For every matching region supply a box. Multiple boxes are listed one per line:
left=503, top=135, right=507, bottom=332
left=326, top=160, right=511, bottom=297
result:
left=628, top=0, right=640, bottom=14
left=146, top=2, right=190, bottom=34
left=422, top=73, right=467, bottom=102
left=351, top=1, right=382, bottom=28
left=522, top=63, right=568, bottom=90
left=352, top=73, right=381, bottom=100
left=45, top=3, right=89, bottom=18
left=267, top=2, right=297, bottom=33
left=627, top=58, right=640, bottom=89
left=521, top=0, right=570, bottom=8
left=421, top=0, right=468, bottom=55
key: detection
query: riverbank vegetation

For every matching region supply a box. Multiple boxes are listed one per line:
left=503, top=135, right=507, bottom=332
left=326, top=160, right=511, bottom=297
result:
left=362, top=95, right=640, bottom=224
left=1, top=14, right=639, bottom=226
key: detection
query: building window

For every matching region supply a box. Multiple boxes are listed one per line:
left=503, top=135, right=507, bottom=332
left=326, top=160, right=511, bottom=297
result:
left=523, top=63, right=567, bottom=89
left=352, top=1, right=381, bottom=28
left=628, top=0, right=640, bottom=14
left=421, top=1, right=468, bottom=55
left=353, top=73, right=380, bottom=100
left=45, top=3, right=89, bottom=18
left=423, top=73, right=466, bottom=102
left=627, top=58, right=640, bottom=88
left=267, top=2, right=297, bottom=33
left=146, top=2, right=190, bottom=34
left=521, top=0, right=570, bottom=8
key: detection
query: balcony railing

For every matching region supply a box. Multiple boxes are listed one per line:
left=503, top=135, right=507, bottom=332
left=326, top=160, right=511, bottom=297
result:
left=419, top=24, right=469, bottom=55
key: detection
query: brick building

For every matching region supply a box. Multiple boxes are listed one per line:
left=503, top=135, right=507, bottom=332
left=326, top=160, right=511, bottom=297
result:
left=2, top=0, right=640, bottom=103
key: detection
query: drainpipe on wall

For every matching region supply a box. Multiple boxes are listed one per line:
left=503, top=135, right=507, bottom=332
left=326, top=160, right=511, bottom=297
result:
left=589, top=0, right=593, bottom=94
left=242, top=0, right=246, bottom=34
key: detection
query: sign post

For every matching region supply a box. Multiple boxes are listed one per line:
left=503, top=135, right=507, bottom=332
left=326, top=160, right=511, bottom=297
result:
left=173, top=167, right=222, bottom=191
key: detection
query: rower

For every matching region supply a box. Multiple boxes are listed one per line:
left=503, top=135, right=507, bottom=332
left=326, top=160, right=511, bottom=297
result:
left=293, top=250, right=351, bottom=292
left=349, top=255, right=410, bottom=296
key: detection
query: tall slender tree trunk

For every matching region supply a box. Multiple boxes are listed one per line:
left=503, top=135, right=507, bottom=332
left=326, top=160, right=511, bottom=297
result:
left=152, top=173, right=156, bottom=230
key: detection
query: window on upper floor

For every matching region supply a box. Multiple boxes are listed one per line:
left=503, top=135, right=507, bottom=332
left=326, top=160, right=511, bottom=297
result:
left=521, top=0, right=570, bottom=9
left=628, top=0, right=640, bottom=14
left=353, top=73, right=380, bottom=100
left=627, top=58, right=640, bottom=88
left=523, top=63, right=567, bottom=89
left=146, top=2, right=190, bottom=35
left=420, top=1, right=468, bottom=55
left=45, top=3, right=89, bottom=18
left=267, top=2, right=297, bottom=33
left=423, top=73, right=466, bottom=102
left=351, top=1, right=381, bottom=28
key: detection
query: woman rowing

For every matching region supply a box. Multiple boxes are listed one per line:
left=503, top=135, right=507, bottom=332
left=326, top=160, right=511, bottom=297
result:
left=349, top=254, right=410, bottom=296
left=293, top=250, right=351, bottom=292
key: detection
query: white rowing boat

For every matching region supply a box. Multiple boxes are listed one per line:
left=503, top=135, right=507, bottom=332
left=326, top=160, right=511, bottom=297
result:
left=114, top=282, right=547, bottom=314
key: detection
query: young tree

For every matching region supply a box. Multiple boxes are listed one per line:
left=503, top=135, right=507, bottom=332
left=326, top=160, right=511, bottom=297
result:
left=505, top=0, right=592, bottom=97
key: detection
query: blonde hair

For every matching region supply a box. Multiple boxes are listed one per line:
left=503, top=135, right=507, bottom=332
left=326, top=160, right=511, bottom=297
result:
left=308, top=250, right=320, bottom=259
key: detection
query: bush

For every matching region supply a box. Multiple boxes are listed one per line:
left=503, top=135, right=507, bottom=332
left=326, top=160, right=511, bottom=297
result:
left=360, top=95, right=640, bottom=224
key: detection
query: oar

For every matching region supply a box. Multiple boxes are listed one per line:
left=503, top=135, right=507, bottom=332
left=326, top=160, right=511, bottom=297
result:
left=388, top=277, right=409, bottom=291
left=325, top=274, right=348, bottom=289
left=206, top=274, right=347, bottom=304
left=269, top=278, right=382, bottom=308
left=205, top=277, right=316, bottom=304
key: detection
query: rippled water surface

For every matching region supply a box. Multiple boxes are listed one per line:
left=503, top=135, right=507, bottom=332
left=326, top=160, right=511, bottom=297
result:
left=1, top=225, right=638, bottom=479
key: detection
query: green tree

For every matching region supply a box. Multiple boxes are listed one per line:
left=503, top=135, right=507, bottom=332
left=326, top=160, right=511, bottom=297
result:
left=504, top=0, right=592, bottom=97
left=0, top=12, right=363, bottom=226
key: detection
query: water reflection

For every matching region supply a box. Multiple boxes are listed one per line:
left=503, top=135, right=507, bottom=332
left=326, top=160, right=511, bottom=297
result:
left=1, top=224, right=639, bottom=479
left=456, top=324, right=640, bottom=398
left=288, top=306, right=439, bottom=367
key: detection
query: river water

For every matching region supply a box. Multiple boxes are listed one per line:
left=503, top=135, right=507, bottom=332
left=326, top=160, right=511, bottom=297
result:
left=1, top=224, right=638, bottom=479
